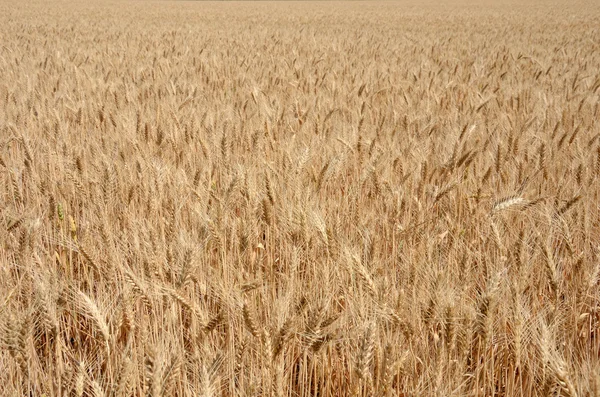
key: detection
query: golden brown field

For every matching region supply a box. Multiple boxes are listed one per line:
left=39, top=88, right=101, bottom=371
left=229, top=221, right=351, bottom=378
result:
left=2, top=0, right=600, bottom=395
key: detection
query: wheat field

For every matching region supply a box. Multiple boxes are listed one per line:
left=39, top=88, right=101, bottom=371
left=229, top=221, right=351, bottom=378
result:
left=1, top=0, right=600, bottom=396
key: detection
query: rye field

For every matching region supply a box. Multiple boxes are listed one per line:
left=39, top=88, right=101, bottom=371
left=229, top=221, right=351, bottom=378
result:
left=1, top=1, right=600, bottom=396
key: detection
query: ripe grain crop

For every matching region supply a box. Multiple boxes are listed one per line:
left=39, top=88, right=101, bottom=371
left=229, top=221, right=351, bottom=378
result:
left=1, top=0, right=600, bottom=396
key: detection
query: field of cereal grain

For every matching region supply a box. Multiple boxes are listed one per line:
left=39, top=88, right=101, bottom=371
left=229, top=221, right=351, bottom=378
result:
left=2, top=1, right=600, bottom=395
